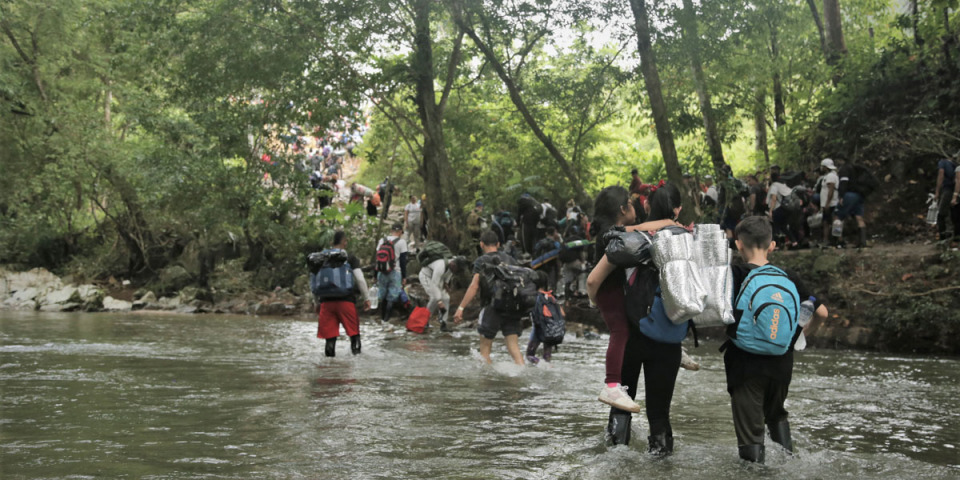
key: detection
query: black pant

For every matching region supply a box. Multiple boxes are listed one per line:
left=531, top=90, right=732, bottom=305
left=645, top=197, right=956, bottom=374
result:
left=729, top=374, right=789, bottom=446
left=620, top=330, right=682, bottom=431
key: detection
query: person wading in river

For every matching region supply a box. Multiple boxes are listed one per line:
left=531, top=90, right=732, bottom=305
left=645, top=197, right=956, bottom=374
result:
left=722, top=216, right=828, bottom=463
left=587, top=183, right=690, bottom=454
left=453, top=230, right=526, bottom=365
left=313, top=231, right=371, bottom=357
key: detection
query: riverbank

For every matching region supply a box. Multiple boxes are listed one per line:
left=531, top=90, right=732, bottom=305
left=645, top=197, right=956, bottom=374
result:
left=2, top=240, right=958, bottom=353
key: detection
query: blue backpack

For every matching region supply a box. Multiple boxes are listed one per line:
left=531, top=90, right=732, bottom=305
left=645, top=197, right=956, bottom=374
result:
left=732, top=265, right=799, bottom=355
left=308, top=249, right=355, bottom=300
left=625, top=265, right=690, bottom=345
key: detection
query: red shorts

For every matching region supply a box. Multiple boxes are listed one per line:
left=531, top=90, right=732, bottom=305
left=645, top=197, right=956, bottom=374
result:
left=317, top=301, right=360, bottom=339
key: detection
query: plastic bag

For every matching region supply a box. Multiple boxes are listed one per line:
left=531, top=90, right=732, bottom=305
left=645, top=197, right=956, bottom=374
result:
left=604, top=229, right=654, bottom=267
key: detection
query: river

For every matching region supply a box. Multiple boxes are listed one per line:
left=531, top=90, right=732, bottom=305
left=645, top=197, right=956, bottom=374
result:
left=1, top=311, right=957, bottom=479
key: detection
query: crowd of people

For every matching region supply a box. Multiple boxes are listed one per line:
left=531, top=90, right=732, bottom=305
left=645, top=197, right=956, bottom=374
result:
left=302, top=153, right=861, bottom=463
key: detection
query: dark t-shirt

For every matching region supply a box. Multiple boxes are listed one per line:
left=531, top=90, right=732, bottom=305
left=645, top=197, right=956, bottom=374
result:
left=723, top=261, right=818, bottom=393
left=939, top=159, right=957, bottom=189
left=750, top=184, right=767, bottom=215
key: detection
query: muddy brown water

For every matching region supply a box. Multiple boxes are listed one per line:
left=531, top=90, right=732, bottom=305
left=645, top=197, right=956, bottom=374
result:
left=1, top=311, right=957, bottom=478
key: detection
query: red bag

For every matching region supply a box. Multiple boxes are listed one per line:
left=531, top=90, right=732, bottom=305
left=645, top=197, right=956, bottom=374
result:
left=406, top=306, right=430, bottom=334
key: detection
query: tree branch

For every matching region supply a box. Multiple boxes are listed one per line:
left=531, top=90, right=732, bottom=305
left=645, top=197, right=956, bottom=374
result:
left=438, top=30, right=464, bottom=115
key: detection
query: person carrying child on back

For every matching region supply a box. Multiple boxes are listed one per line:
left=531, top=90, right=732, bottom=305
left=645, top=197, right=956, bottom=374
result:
left=454, top=230, right=535, bottom=365
left=526, top=271, right=565, bottom=364
left=375, top=224, right=409, bottom=323
left=586, top=184, right=686, bottom=452
left=309, top=231, right=372, bottom=357
left=722, top=216, right=828, bottom=463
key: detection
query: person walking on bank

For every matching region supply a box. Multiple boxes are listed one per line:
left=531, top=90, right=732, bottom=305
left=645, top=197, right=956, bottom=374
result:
left=818, top=159, right=840, bottom=246
left=453, top=230, right=526, bottom=365
left=312, top=231, right=371, bottom=357
left=404, top=195, right=423, bottom=247
left=935, top=155, right=958, bottom=242
left=723, top=216, right=828, bottom=463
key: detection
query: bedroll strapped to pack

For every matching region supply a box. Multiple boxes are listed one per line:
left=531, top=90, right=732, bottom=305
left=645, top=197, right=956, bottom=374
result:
left=732, top=265, right=799, bottom=355
left=308, top=249, right=355, bottom=300
left=376, top=238, right=396, bottom=274
left=417, top=240, right=451, bottom=267
left=532, top=292, right=565, bottom=344
left=481, top=263, right=538, bottom=314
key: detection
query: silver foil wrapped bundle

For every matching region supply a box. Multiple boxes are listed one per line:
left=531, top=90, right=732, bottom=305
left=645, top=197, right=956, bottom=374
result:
left=692, top=227, right=734, bottom=326
left=651, top=230, right=707, bottom=323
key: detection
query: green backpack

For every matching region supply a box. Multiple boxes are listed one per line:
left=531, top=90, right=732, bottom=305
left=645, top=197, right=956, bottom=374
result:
left=417, top=240, right=452, bottom=267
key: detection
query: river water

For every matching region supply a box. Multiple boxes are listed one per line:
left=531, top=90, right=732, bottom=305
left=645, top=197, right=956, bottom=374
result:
left=1, top=311, right=957, bottom=479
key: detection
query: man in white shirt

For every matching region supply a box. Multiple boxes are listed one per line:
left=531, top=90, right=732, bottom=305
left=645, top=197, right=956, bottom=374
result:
left=818, top=158, right=840, bottom=246
left=403, top=195, right=423, bottom=247
left=766, top=173, right=796, bottom=247
left=418, top=255, right=464, bottom=331
left=375, top=224, right=409, bottom=322
left=703, top=175, right=719, bottom=206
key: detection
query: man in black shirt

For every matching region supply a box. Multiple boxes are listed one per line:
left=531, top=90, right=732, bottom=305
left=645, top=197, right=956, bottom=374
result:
left=454, top=230, right=526, bottom=365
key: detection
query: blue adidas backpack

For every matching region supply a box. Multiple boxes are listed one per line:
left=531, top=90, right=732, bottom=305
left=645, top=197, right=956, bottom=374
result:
left=308, top=249, right=355, bottom=300
left=732, top=265, right=799, bottom=355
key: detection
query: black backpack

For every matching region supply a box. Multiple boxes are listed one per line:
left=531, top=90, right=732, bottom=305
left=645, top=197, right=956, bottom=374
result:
left=850, top=164, right=879, bottom=197
left=532, top=292, right=565, bottom=345
left=480, top=263, right=538, bottom=314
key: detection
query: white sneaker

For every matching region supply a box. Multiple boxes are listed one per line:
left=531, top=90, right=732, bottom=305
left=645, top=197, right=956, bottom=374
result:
left=680, top=348, right=700, bottom=371
left=598, top=384, right=642, bottom=413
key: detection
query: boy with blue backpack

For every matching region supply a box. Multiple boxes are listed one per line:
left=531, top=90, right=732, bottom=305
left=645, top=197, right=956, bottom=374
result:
left=723, top=216, right=828, bottom=463
left=308, top=231, right=371, bottom=357
left=526, top=271, right=565, bottom=364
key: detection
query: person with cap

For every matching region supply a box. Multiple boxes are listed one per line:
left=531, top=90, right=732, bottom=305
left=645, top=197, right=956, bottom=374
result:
left=375, top=223, right=409, bottom=323
left=818, top=158, right=840, bottom=246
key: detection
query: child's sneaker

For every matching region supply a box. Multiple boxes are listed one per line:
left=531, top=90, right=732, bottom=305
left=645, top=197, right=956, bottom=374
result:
left=680, top=348, right=700, bottom=371
left=598, top=384, right=642, bottom=413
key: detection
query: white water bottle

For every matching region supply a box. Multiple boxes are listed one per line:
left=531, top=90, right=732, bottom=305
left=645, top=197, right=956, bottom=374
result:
left=795, top=296, right=815, bottom=351
left=831, top=219, right=843, bottom=238
left=926, top=194, right=939, bottom=226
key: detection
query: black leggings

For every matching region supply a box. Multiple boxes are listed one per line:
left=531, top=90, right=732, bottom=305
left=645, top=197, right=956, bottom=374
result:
left=620, top=329, right=682, bottom=433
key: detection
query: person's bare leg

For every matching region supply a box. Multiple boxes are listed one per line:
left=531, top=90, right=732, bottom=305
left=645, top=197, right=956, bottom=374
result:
left=504, top=334, right=526, bottom=365
left=479, top=337, right=494, bottom=364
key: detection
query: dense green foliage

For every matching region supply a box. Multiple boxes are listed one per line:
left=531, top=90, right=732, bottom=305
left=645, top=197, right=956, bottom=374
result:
left=2, top=0, right=958, bottom=288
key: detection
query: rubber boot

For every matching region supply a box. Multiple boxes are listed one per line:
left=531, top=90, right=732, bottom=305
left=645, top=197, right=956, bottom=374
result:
left=738, top=444, right=765, bottom=463
left=647, top=418, right=674, bottom=456
left=383, top=300, right=395, bottom=323
left=768, top=419, right=793, bottom=453
left=377, top=300, right=387, bottom=322
left=350, top=334, right=361, bottom=355
left=324, top=338, right=337, bottom=357
left=606, top=408, right=632, bottom=446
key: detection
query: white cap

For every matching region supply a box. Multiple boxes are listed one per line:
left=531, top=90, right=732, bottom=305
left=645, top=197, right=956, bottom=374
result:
left=820, top=158, right=837, bottom=170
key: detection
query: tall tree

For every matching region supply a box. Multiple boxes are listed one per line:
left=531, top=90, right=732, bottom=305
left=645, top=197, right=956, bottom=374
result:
left=822, top=0, right=848, bottom=64
left=678, top=0, right=726, bottom=175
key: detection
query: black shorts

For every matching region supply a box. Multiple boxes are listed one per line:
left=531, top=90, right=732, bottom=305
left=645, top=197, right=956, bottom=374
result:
left=477, top=307, right=523, bottom=339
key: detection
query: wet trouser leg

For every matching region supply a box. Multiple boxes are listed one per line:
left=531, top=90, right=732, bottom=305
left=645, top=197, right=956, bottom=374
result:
left=618, top=330, right=681, bottom=453
left=526, top=326, right=541, bottom=358
left=325, top=338, right=337, bottom=357
left=350, top=334, right=361, bottom=355
left=730, top=374, right=790, bottom=463
left=542, top=343, right=553, bottom=362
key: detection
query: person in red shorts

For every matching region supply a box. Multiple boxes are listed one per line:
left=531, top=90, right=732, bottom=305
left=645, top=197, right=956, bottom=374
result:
left=316, top=231, right=371, bottom=357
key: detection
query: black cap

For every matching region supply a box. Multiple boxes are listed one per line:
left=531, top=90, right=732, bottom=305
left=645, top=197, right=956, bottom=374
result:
left=391, top=222, right=404, bottom=231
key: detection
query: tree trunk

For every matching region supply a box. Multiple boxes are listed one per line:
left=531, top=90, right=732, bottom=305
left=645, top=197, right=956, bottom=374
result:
left=680, top=0, right=726, bottom=176
left=411, top=0, right=462, bottom=247
left=754, top=89, right=770, bottom=167
left=822, top=0, right=847, bottom=64
left=770, top=25, right=786, bottom=129
left=628, top=0, right=695, bottom=218
left=453, top=17, right=591, bottom=208
left=805, top=0, right=827, bottom=57
left=912, top=0, right=923, bottom=46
